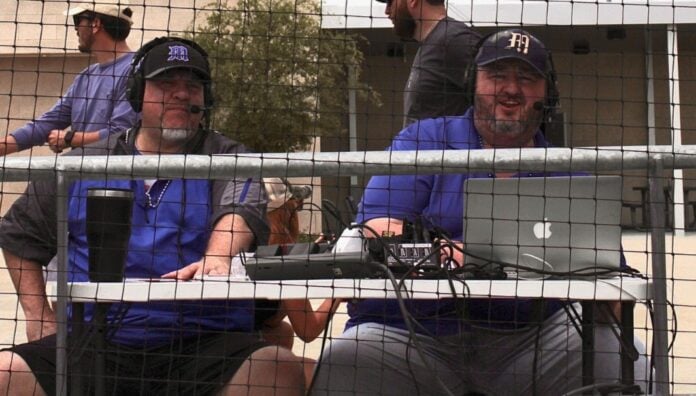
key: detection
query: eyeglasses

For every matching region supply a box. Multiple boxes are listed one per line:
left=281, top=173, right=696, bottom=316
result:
left=72, top=14, right=93, bottom=27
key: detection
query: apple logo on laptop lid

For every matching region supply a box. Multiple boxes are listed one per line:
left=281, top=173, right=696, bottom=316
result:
left=533, top=218, right=553, bottom=240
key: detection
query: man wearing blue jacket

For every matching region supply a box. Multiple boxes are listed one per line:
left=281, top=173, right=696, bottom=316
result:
left=0, top=37, right=304, bottom=395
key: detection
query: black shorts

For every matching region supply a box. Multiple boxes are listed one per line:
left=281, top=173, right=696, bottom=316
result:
left=4, top=331, right=268, bottom=395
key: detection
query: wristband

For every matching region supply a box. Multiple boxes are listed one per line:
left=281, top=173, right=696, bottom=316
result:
left=63, top=128, right=75, bottom=148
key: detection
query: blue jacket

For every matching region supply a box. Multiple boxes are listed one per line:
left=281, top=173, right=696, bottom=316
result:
left=0, top=129, right=268, bottom=347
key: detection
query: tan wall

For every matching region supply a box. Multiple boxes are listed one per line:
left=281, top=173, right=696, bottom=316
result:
left=0, top=1, right=239, bottom=54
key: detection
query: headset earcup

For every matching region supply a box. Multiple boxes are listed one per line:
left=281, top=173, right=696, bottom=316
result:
left=126, top=71, right=143, bottom=113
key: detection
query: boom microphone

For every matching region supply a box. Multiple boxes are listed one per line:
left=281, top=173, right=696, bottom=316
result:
left=188, top=105, right=208, bottom=114
left=533, top=101, right=544, bottom=111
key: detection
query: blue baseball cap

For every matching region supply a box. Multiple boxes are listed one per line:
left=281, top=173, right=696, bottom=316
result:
left=475, top=29, right=549, bottom=76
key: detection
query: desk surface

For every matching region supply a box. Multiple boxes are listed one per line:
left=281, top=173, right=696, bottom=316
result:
left=49, top=277, right=652, bottom=303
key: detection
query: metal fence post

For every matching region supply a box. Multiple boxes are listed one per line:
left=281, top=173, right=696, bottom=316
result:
left=650, top=155, right=671, bottom=395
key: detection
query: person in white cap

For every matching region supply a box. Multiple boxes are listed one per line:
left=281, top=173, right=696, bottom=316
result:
left=0, top=1, right=138, bottom=155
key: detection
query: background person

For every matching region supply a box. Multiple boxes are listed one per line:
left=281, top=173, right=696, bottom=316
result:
left=0, top=1, right=138, bottom=156
left=311, top=29, right=648, bottom=395
left=259, top=178, right=343, bottom=387
left=377, top=0, right=480, bottom=127
left=0, top=37, right=304, bottom=395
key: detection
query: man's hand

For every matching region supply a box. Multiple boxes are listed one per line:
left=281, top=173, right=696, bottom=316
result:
left=48, top=129, right=68, bottom=153
left=25, top=309, right=57, bottom=342
left=437, top=239, right=465, bottom=269
left=161, top=255, right=231, bottom=280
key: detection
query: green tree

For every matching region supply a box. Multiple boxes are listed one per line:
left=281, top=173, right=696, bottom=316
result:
left=190, top=0, right=379, bottom=152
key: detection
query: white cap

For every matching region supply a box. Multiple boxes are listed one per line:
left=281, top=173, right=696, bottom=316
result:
left=65, top=1, right=133, bottom=26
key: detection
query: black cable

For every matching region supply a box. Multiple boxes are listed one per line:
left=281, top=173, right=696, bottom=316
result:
left=369, top=261, right=455, bottom=396
left=532, top=321, right=542, bottom=396
left=434, top=233, right=643, bottom=279
left=667, top=299, right=678, bottom=353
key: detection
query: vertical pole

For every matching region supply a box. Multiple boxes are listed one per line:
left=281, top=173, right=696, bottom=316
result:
left=650, top=156, right=671, bottom=395
left=620, top=301, right=635, bottom=387
left=667, top=25, right=684, bottom=234
left=348, top=66, right=359, bottom=199
left=645, top=28, right=656, bottom=147
left=581, top=302, right=595, bottom=389
left=56, top=171, right=69, bottom=396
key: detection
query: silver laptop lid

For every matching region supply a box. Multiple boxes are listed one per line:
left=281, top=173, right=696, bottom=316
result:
left=462, top=176, right=623, bottom=279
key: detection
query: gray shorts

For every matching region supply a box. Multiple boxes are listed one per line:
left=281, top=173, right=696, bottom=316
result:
left=311, top=305, right=649, bottom=395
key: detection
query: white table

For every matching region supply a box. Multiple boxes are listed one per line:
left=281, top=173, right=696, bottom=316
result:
left=57, top=277, right=651, bottom=302
left=51, top=277, right=652, bottom=395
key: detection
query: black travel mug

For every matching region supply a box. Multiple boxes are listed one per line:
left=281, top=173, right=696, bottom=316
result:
left=86, top=188, right=134, bottom=282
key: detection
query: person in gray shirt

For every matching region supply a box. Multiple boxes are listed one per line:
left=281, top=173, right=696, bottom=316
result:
left=377, top=0, right=480, bottom=127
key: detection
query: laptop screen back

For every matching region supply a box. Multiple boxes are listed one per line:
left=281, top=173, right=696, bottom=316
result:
left=462, top=176, right=622, bottom=279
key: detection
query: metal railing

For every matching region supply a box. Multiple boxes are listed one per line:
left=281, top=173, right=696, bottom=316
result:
left=3, top=144, right=696, bottom=395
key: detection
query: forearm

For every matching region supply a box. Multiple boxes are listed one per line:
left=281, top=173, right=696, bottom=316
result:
left=70, top=130, right=105, bottom=147
left=206, top=214, right=255, bottom=261
left=363, top=218, right=404, bottom=238
left=284, top=298, right=341, bottom=342
left=3, top=250, right=52, bottom=321
left=0, top=135, right=19, bottom=156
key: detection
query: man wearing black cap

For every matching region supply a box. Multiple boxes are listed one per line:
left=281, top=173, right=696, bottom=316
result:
left=0, top=37, right=305, bottom=395
left=311, top=29, right=648, bottom=395
left=0, top=1, right=138, bottom=156
left=377, top=0, right=480, bottom=127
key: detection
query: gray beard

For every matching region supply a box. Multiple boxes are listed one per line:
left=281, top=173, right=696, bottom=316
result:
left=161, top=128, right=192, bottom=143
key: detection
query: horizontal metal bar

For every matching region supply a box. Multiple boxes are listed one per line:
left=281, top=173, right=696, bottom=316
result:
left=1, top=145, right=695, bottom=182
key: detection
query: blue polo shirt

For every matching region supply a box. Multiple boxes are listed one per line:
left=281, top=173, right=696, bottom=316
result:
left=348, top=108, right=572, bottom=335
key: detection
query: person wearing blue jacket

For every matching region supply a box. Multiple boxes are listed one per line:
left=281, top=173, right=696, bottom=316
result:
left=0, top=37, right=304, bottom=395
left=312, top=29, right=648, bottom=395
left=0, top=2, right=138, bottom=155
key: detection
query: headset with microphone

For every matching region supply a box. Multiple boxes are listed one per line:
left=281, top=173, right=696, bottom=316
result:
left=463, top=30, right=560, bottom=127
left=126, top=36, right=215, bottom=126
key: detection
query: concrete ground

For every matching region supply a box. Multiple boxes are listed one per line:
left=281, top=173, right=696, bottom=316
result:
left=1, top=231, right=695, bottom=393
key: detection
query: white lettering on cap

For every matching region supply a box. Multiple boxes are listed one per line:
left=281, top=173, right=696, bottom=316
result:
left=167, top=45, right=190, bottom=62
left=507, top=32, right=530, bottom=55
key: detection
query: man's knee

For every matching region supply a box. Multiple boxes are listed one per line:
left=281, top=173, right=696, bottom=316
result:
left=227, top=345, right=304, bottom=395
left=0, top=351, right=44, bottom=396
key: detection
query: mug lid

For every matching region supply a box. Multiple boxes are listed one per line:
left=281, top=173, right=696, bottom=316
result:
left=87, top=188, right=134, bottom=199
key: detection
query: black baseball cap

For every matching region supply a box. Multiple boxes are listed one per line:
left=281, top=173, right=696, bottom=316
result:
left=141, top=40, right=210, bottom=81
left=475, top=29, right=549, bottom=76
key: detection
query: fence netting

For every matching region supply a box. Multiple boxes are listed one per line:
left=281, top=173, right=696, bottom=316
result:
left=0, top=0, right=695, bottom=394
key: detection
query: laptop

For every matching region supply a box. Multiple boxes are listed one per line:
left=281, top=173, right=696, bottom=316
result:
left=462, top=176, right=623, bottom=279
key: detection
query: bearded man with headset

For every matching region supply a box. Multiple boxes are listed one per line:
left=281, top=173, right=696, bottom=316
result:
left=0, top=37, right=304, bottom=395
left=311, top=29, right=649, bottom=395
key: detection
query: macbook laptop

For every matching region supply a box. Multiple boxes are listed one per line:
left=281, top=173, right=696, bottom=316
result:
left=462, top=176, right=623, bottom=279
